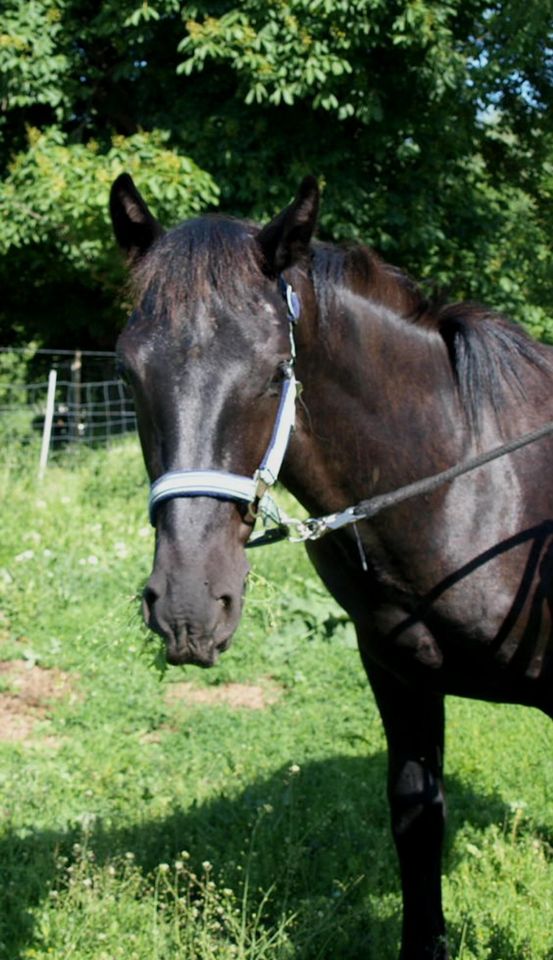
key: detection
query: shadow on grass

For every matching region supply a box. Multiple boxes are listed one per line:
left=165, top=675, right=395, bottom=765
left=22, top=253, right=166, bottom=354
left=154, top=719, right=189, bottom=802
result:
left=0, top=752, right=538, bottom=960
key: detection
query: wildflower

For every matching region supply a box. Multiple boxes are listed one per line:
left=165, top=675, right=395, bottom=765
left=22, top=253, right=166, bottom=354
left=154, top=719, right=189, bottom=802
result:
left=15, top=550, right=34, bottom=563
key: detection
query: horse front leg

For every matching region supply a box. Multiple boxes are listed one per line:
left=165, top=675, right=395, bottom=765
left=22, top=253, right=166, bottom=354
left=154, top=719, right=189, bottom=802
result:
left=360, top=651, right=448, bottom=960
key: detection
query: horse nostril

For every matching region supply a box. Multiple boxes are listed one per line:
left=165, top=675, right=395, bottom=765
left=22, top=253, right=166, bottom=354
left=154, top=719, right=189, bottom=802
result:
left=217, top=594, right=233, bottom=616
left=142, top=584, right=159, bottom=625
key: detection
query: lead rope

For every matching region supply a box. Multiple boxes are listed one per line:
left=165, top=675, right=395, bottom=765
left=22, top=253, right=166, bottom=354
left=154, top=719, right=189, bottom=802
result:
left=257, top=417, right=553, bottom=547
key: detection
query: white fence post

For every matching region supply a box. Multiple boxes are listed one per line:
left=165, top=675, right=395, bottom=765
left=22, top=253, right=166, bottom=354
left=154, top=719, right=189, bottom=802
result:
left=38, top=368, right=58, bottom=480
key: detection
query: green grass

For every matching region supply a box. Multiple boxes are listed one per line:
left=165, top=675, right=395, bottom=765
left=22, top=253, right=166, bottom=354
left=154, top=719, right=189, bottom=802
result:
left=0, top=437, right=551, bottom=960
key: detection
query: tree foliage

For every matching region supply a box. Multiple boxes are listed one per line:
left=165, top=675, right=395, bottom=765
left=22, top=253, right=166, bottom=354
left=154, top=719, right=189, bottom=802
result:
left=0, top=0, right=551, bottom=346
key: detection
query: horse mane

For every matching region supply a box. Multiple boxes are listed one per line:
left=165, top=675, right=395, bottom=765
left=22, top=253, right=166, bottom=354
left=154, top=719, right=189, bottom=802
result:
left=311, top=241, right=551, bottom=431
left=311, top=241, right=427, bottom=323
left=432, top=302, right=551, bottom=429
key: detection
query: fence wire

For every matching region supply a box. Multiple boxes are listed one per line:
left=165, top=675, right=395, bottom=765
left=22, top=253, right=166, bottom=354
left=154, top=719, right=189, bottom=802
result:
left=0, top=348, right=137, bottom=451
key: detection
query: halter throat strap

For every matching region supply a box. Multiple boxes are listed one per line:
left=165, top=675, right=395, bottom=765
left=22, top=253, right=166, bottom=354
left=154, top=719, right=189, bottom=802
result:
left=148, top=276, right=300, bottom=526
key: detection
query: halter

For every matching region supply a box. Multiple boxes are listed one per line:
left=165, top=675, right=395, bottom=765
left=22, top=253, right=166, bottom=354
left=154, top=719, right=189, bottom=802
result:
left=148, top=276, right=301, bottom=541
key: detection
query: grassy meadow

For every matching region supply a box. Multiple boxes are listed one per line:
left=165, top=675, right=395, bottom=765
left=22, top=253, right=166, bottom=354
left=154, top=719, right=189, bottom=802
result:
left=0, top=436, right=551, bottom=960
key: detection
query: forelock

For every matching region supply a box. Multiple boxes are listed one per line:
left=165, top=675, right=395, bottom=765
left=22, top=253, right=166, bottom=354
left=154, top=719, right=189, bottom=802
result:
left=130, top=216, right=265, bottom=325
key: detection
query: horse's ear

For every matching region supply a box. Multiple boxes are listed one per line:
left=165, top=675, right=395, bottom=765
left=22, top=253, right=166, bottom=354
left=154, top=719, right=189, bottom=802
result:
left=109, top=173, right=164, bottom=262
left=257, top=175, right=319, bottom=276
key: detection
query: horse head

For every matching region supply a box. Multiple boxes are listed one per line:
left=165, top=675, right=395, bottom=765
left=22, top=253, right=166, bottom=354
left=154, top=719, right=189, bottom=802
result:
left=110, top=174, right=319, bottom=666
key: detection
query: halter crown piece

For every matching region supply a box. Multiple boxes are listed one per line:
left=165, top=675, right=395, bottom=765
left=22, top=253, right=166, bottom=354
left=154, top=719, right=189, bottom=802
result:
left=148, top=277, right=301, bottom=545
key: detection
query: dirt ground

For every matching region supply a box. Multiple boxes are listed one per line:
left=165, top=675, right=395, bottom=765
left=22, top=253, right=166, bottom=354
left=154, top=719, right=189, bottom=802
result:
left=0, top=653, right=280, bottom=745
left=165, top=678, right=281, bottom=711
left=0, top=660, right=74, bottom=744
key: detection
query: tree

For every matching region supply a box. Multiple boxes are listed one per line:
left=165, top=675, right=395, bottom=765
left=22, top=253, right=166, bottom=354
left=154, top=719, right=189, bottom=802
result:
left=0, top=0, right=219, bottom=346
left=1, top=0, right=551, bottom=347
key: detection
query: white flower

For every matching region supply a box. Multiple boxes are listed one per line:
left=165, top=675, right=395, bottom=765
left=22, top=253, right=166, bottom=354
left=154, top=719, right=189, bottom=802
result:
left=15, top=549, right=34, bottom=563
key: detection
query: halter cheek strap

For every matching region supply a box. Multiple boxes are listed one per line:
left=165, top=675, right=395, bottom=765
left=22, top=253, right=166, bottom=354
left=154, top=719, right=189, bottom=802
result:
left=148, top=277, right=300, bottom=530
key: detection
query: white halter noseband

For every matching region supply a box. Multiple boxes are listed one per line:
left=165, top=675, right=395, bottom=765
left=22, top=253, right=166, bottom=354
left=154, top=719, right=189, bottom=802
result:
left=148, top=278, right=301, bottom=537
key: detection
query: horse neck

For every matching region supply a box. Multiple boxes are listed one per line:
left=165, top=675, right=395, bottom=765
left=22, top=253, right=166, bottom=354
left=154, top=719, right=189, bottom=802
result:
left=285, top=285, right=463, bottom=516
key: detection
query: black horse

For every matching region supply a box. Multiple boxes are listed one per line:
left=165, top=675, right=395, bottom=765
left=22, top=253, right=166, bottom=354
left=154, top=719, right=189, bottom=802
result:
left=110, top=174, right=552, bottom=960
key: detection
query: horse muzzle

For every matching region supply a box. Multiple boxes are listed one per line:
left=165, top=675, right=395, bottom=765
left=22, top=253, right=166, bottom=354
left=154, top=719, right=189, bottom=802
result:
left=141, top=552, right=248, bottom=667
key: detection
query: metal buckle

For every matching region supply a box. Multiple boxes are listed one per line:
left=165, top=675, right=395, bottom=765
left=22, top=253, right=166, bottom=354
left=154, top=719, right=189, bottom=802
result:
left=287, top=517, right=328, bottom=542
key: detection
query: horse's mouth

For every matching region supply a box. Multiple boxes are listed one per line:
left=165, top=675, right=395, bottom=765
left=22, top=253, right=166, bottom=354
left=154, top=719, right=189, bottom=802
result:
left=164, top=634, right=232, bottom=668
left=143, top=591, right=236, bottom=668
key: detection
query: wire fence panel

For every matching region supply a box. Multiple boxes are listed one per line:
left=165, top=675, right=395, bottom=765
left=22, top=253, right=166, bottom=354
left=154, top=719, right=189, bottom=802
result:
left=0, top=348, right=137, bottom=452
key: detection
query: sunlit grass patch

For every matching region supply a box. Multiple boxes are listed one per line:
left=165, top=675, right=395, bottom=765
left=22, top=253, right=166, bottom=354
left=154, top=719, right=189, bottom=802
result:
left=445, top=821, right=552, bottom=960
